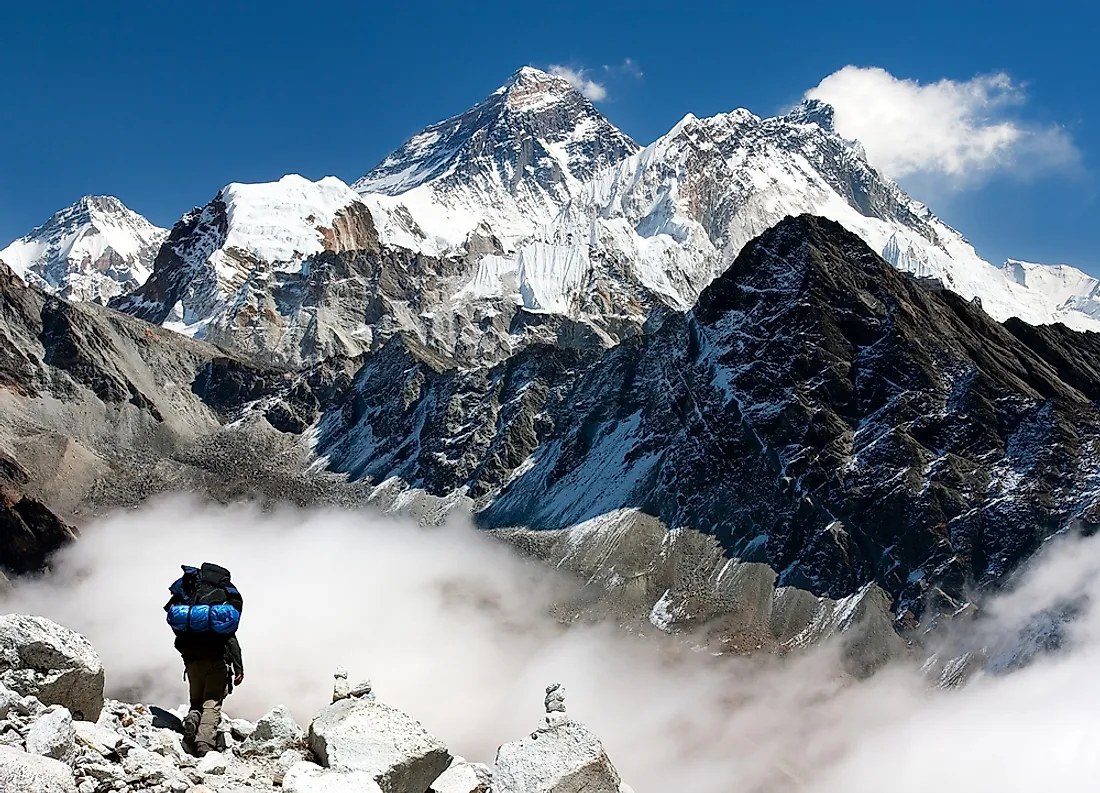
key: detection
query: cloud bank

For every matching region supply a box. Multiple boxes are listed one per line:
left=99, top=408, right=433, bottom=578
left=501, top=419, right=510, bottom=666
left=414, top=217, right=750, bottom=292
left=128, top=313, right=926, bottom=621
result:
left=3, top=496, right=1100, bottom=791
left=806, top=66, right=1079, bottom=185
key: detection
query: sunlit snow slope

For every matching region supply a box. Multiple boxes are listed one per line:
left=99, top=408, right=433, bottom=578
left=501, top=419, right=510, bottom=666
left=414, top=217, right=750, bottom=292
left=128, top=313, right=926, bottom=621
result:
left=0, top=196, right=166, bottom=303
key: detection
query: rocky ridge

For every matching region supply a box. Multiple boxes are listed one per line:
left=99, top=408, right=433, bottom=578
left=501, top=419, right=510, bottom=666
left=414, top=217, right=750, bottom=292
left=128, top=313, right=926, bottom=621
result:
left=310, top=215, right=1100, bottom=631
left=0, top=615, right=633, bottom=793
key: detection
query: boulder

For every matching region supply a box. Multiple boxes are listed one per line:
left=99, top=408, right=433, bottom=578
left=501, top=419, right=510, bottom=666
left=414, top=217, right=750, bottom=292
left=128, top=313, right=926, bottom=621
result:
left=226, top=717, right=256, bottom=741
left=196, top=750, right=227, bottom=775
left=0, top=744, right=77, bottom=793
left=283, top=761, right=384, bottom=793
left=0, top=615, right=104, bottom=721
left=71, top=720, right=125, bottom=756
left=118, top=744, right=191, bottom=790
left=431, top=758, right=492, bottom=793
left=493, top=720, right=622, bottom=793
left=0, top=684, right=19, bottom=721
left=25, top=706, right=76, bottom=763
left=274, top=748, right=313, bottom=785
left=241, top=705, right=305, bottom=755
left=309, top=697, right=451, bottom=793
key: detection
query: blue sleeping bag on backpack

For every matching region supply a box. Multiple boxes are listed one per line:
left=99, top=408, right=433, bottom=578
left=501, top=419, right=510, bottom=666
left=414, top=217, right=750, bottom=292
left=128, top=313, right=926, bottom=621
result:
left=165, top=563, right=243, bottom=635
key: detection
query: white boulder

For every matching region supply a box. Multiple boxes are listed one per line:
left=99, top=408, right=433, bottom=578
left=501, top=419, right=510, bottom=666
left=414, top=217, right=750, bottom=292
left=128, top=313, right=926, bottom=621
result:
left=309, top=697, right=451, bottom=793
left=226, top=717, right=256, bottom=741
left=283, top=761, right=384, bottom=793
left=431, top=758, right=492, bottom=793
left=0, top=615, right=104, bottom=721
left=493, top=720, right=622, bottom=793
left=0, top=684, right=19, bottom=721
left=25, top=706, right=76, bottom=763
left=274, top=748, right=313, bottom=785
left=241, top=704, right=305, bottom=755
left=196, top=750, right=227, bottom=775
left=71, top=720, right=125, bottom=756
left=0, top=744, right=77, bottom=793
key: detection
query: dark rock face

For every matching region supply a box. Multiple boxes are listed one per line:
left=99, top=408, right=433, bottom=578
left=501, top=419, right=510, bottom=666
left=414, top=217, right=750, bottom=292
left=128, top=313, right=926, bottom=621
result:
left=315, top=216, right=1100, bottom=623
left=109, top=197, right=231, bottom=325
left=0, top=486, right=78, bottom=576
left=0, top=448, right=77, bottom=575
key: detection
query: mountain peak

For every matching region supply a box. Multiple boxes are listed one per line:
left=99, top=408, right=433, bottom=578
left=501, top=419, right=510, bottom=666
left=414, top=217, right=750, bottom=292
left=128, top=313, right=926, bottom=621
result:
left=352, top=68, right=638, bottom=250
left=503, top=65, right=557, bottom=86
left=0, top=195, right=166, bottom=303
left=497, top=66, right=577, bottom=112
left=783, top=98, right=836, bottom=131
left=73, top=194, right=127, bottom=214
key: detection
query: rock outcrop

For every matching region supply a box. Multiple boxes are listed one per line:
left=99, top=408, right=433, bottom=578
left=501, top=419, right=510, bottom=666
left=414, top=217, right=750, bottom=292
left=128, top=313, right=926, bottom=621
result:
left=308, top=695, right=451, bottom=792
left=0, top=615, right=104, bottom=721
left=492, top=684, right=624, bottom=793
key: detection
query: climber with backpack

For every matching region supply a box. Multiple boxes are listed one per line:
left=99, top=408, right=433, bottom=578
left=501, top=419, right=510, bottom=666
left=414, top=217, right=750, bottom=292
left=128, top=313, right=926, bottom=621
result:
left=163, top=562, right=245, bottom=757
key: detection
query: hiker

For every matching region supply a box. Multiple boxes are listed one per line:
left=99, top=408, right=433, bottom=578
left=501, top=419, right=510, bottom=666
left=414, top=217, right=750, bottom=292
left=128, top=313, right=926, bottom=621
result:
left=163, top=562, right=245, bottom=756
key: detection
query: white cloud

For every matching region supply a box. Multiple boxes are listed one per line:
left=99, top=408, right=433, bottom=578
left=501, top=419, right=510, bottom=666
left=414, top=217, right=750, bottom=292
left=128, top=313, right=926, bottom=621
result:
left=549, top=65, right=608, bottom=102
left=806, top=66, right=1079, bottom=185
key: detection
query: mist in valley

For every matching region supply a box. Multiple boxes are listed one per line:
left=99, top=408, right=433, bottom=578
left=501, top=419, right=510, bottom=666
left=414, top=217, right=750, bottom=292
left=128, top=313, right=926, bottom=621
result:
left=3, top=495, right=1098, bottom=792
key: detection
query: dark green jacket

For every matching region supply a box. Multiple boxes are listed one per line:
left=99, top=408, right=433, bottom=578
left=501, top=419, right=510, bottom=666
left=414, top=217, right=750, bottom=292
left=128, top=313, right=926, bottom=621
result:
left=173, top=630, right=244, bottom=675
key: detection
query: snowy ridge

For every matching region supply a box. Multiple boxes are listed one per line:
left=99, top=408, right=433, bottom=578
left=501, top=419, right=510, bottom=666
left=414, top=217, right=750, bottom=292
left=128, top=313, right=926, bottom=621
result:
left=112, top=174, right=375, bottom=345
left=217, top=175, right=365, bottom=270
left=1001, top=258, right=1100, bottom=320
left=0, top=196, right=166, bottom=303
left=534, top=103, right=1100, bottom=332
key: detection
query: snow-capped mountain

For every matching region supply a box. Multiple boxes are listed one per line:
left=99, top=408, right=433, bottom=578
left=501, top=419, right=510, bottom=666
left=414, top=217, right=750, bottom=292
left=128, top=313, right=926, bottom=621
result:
left=464, top=99, right=1100, bottom=332
left=111, top=69, right=1100, bottom=369
left=0, top=196, right=166, bottom=303
left=112, top=169, right=669, bottom=368
left=353, top=66, right=640, bottom=255
left=352, top=71, right=1100, bottom=335
left=111, top=175, right=379, bottom=357
left=1002, top=258, right=1100, bottom=320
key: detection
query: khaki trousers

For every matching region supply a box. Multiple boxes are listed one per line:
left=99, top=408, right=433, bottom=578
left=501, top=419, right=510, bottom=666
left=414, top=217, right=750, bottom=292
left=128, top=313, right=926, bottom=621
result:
left=185, top=658, right=227, bottom=751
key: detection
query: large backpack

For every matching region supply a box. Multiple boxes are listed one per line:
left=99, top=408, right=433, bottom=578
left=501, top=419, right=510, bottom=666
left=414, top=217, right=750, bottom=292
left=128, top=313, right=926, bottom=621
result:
left=166, top=562, right=243, bottom=636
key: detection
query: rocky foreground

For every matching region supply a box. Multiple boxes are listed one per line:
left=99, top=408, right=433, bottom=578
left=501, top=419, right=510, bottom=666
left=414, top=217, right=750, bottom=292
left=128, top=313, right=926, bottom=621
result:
left=0, top=614, right=632, bottom=793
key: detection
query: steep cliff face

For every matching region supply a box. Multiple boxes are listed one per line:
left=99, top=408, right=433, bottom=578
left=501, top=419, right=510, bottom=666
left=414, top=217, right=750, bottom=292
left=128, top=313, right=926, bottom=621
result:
left=0, top=261, right=372, bottom=574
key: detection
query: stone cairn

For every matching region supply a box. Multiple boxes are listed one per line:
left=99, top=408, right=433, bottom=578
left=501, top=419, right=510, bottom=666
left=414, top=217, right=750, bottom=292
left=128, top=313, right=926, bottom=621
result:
left=331, top=667, right=374, bottom=704
left=542, top=683, right=568, bottom=730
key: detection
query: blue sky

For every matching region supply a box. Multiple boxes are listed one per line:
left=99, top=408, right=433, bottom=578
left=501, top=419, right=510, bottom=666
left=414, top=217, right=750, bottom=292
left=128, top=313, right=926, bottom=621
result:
left=0, top=0, right=1096, bottom=271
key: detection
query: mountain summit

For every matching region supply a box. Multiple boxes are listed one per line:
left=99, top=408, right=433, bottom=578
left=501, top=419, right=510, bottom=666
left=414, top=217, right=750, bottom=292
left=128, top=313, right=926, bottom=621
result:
left=0, top=196, right=166, bottom=303
left=353, top=66, right=639, bottom=253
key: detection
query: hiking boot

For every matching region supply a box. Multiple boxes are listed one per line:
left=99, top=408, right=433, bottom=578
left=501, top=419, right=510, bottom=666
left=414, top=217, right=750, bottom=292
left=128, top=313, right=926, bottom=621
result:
left=195, top=742, right=215, bottom=758
left=182, top=710, right=200, bottom=755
